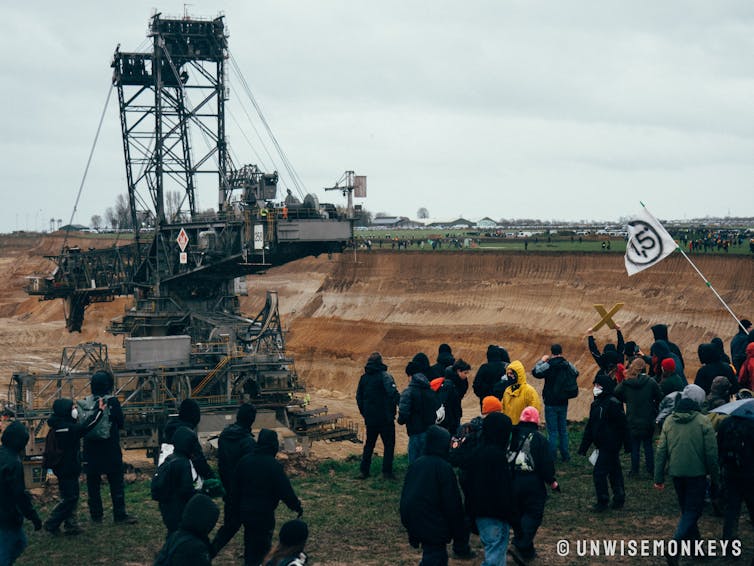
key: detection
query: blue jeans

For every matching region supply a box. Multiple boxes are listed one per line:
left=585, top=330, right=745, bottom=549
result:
left=408, top=432, right=427, bottom=465
left=544, top=404, right=569, bottom=461
left=672, top=476, right=706, bottom=541
left=629, top=434, right=654, bottom=474
left=0, top=526, right=27, bottom=565
left=476, top=517, right=510, bottom=566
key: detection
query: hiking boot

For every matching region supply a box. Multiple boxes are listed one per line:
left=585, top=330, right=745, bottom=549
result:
left=382, top=472, right=397, bottom=481
left=356, top=472, right=369, bottom=480
left=114, top=514, right=138, bottom=525
left=591, top=502, right=609, bottom=513
left=43, top=523, right=61, bottom=536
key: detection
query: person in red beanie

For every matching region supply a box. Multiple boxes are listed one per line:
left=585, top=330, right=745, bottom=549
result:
left=508, top=406, right=559, bottom=562
left=658, top=358, right=685, bottom=397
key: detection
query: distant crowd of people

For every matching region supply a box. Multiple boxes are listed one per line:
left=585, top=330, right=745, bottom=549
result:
left=1, top=319, right=753, bottom=565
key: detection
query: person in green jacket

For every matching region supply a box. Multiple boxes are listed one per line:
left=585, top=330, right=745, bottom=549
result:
left=654, top=384, right=719, bottom=553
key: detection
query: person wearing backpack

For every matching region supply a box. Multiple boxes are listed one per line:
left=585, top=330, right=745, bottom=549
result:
left=0, top=421, right=42, bottom=566
left=154, top=493, right=219, bottom=566
left=532, top=343, right=579, bottom=463
left=43, top=396, right=104, bottom=535
left=508, top=407, right=559, bottom=563
left=355, top=352, right=400, bottom=480
left=152, top=426, right=199, bottom=536
left=228, top=429, right=303, bottom=566
left=716, top=413, right=754, bottom=542
left=82, top=369, right=137, bottom=525
left=210, top=403, right=257, bottom=557
left=397, top=353, right=440, bottom=465
left=163, top=399, right=215, bottom=483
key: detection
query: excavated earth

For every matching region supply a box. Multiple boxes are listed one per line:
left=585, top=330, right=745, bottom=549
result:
left=1, top=233, right=753, bottom=459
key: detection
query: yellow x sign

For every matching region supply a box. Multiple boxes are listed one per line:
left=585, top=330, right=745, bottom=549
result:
left=592, top=303, right=624, bottom=332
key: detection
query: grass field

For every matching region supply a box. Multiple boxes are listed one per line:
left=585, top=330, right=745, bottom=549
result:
left=17, top=424, right=753, bottom=565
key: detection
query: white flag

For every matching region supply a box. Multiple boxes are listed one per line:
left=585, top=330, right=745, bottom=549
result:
left=624, top=207, right=678, bottom=276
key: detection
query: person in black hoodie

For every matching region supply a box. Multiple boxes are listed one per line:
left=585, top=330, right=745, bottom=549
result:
left=211, top=403, right=257, bottom=556
left=472, top=345, right=510, bottom=406
left=428, top=343, right=455, bottom=379
left=694, top=342, right=738, bottom=396
left=163, top=399, right=215, bottom=483
left=43, top=397, right=104, bottom=535
left=649, top=339, right=686, bottom=383
left=83, top=370, right=137, bottom=524
left=444, top=359, right=471, bottom=402
left=730, top=318, right=753, bottom=373
left=157, top=426, right=198, bottom=536
left=508, top=407, right=558, bottom=562
left=578, top=372, right=629, bottom=512
left=651, top=324, right=684, bottom=370
left=462, top=412, right=515, bottom=565
left=400, top=425, right=466, bottom=566
left=398, top=353, right=440, bottom=465
left=587, top=326, right=625, bottom=368
left=356, top=352, right=400, bottom=480
left=230, top=429, right=303, bottom=566
left=0, top=421, right=42, bottom=565
left=154, top=493, right=219, bottom=566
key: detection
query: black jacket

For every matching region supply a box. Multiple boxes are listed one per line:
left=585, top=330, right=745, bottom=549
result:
left=397, top=373, right=439, bottom=436
left=158, top=427, right=197, bottom=533
left=430, top=377, right=462, bottom=435
left=0, top=422, right=40, bottom=529
left=82, top=395, right=125, bottom=475
left=356, top=359, right=400, bottom=428
left=232, top=430, right=302, bottom=529
left=651, top=324, right=685, bottom=369
left=155, top=493, right=219, bottom=566
left=579, top=375, right=629, bottom=454
left=400, top=426, right=465, bottom=546
left=694, top=343, right=738, bottom=395
left=531, top=356, right=578, bottom=406
left=217, top=423, right=256, bottom=493
left=510, top=421, right=556, bottom=486
left=444, top=366, right=469, bottom=400
left=588, top=329, right=625, bottom=368
left=462, top=413, right=515, bottom=523
left=649, top=340, right=686, bottom=381
left=428, top=351, right=455, bottom=379
left=731, top=327, right=753, bottom=373
left=473, top=347, right=509, bottom=402
left=47, top=398, right=103, bottom=478
left=163, top=417, right=215, bottom=481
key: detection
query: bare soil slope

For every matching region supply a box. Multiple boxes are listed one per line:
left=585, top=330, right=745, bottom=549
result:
left=2, top=235, right=752, bottom=457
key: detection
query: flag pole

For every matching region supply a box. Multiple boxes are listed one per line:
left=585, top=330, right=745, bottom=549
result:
left=640, top=202, right=749, bottom=335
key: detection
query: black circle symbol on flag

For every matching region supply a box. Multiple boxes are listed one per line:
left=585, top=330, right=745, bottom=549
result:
left=626, top=220, right=665, bottom=266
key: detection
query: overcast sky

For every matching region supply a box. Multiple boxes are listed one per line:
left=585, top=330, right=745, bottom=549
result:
left=3, top=1, right=754, bottom=233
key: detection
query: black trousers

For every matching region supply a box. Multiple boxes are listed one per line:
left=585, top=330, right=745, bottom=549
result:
left=242, top=520, right=274, bottom=566
left=46, top=476, right=80, bottom=530
left=593, top=449, right=625, bottom=505
left=360, top=422, right=396, bottom=476
left=86, top=470, right=126, bottom=519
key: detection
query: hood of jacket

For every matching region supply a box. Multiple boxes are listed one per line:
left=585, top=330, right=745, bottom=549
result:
left=624, top=374, right=651, bottom=388
left=178, top=399, right=201, bottom=428
left=651, top=324, right=670, bottom=342
left=172, top=426, right=197, bottom=456
left=507, top=360, right=527, bottom=385
left=48, top=398, right=75, bottom=427
left=409, top=373, right=431, bottom=389
left=423, top=425, right=450, bottom=459
left=650, top=340, right=671, bottom=359
left=364, top=357, right=388, bottom=374
left=1, top=421, right=29, bottom=453
left=436, top=350, right=454, bottom=368
left=671, top=398, right=700, bottom=422
left=179, top=493, right=219, bottom=536
left=481, top=412, right=512, bottom=449
left=429, top=377, right=444, bottom=392
left=594, top=371, right=616, bottom=396
left=90, top=370, right=113, bottom=396
left=256, top=428, right=279, bottom=456
left=697, top=343, right=719, bottom=365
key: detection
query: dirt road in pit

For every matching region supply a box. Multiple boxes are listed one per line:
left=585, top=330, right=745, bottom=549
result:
left=2, top=233, right=752, bottom=459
